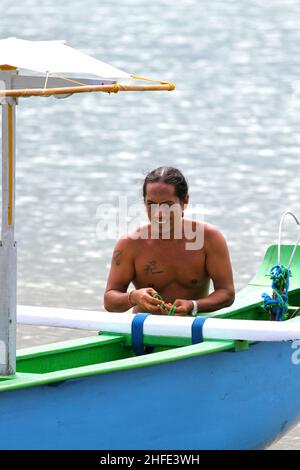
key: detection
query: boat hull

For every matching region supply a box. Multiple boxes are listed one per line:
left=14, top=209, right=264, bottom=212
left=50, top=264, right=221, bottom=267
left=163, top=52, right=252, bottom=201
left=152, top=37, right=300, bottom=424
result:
left=1, top=340, right=300, bottom=449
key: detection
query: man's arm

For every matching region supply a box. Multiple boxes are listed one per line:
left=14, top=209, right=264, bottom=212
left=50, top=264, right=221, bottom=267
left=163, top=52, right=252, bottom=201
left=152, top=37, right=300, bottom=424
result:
left=104, top=237, right=136, bottom=312
left=196, top=226, right=235, bottom=312
left=104, top=236, right=164, bottom=313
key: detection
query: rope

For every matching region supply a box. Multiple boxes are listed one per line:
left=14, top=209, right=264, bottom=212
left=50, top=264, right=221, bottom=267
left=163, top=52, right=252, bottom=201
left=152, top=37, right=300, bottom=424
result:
left=152, top=293, right=177, bottom=316
left=262, top=264, right=291, bottom=321
left=43, top=72, right=173, bottom=89
left=263, top=211, right=300, bottom=321
left=44, top=73, right=96, bottom=88
left=44, top=71, right=50, bottom=89
left=41, top=73, right=175, bottom=94
left=131, top=74, right=175, bottom=89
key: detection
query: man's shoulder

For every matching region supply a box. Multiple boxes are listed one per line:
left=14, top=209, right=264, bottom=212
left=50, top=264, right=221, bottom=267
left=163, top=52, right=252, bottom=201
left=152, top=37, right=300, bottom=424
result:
left=183, top=220, right=225, bottom=251
left=203, top=223, right=227, bottom=251
left=184, top=219, right=221, bottom=237
left=203, top=222, right=223, bottom=236
left=116, top=225, right=149, bottom=247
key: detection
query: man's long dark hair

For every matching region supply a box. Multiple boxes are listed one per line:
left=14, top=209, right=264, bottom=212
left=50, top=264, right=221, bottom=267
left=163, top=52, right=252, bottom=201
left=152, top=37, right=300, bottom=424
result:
left=143, top=167, right=189, bottom=202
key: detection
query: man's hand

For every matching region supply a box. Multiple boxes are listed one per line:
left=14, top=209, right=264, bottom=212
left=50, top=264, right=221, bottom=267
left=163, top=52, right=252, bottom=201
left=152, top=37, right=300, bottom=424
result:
left=172, top=299, right=194, bottom=316
left=131, top=288, right=166, bottom=313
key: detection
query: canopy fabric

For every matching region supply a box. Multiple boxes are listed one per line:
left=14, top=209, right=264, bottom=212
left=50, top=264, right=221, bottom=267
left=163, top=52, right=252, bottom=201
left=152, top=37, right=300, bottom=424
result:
left=0, top=38, right=130, bottom=80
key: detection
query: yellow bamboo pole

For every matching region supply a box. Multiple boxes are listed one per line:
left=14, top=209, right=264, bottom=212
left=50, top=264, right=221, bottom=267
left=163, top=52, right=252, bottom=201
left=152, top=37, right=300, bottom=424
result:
left=0, top=82, right=175, bottom=98
left=7, top=103, right=13, bottom=226
left=0, top=65, right=17, bottom=71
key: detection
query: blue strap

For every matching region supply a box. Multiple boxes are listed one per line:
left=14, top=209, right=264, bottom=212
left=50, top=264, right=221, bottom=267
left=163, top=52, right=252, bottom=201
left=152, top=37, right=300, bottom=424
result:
left=192, top=316, right=208, bottom=344
left=131, top=313, right=153, bottom=356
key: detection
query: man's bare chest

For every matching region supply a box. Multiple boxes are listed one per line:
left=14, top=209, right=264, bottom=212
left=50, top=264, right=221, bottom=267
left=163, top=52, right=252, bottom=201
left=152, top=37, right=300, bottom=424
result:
left=133, top=241, right=207, bottom=288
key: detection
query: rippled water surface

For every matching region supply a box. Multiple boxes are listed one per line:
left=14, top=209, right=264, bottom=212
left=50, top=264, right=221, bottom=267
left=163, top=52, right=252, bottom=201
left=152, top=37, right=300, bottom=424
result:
left=2, top=0, right=300, bottom=450
left=1, top=0, right=300, bottom=308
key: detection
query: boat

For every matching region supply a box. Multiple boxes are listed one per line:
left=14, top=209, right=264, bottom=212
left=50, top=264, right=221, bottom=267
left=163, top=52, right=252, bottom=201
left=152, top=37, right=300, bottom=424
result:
left=1, top=39, right=300, bottom=450
left=0, top=244, right=299, bottom=449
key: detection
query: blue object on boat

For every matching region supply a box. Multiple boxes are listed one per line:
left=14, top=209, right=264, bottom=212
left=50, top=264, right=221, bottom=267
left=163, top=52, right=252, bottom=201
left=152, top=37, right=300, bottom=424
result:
left=262, top=264, right=291, bottom=321
left=131, top=313, right=153, bottom=355
left=191, top=316, right=208, bottom=344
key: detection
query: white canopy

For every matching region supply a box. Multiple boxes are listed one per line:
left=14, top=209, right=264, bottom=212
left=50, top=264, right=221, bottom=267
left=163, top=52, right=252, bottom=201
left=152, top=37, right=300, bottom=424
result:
left=0, top=37, right=130, bottom=80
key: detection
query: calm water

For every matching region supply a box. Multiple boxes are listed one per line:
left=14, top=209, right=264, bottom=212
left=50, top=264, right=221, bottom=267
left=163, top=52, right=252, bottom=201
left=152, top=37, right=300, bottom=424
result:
left=2, top=0, right=300, bottom=449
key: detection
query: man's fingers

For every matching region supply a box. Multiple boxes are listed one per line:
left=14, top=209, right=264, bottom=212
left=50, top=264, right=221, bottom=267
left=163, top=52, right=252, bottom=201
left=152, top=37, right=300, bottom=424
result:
left=144, top=302, right=163, bottom=313
left=159, top=302, right=173, bottom=314
left=147, top=296, right=164, bottom=307
left=144, top=289, right=165, bottom=305
left=173, top=306, right=185, bottom=314
left=146, top=287, right=158, bottom=296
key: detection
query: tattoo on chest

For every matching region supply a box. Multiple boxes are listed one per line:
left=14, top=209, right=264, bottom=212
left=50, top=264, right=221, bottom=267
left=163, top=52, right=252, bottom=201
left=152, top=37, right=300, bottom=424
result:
left=144, top=260, right=164, bottom=275
left=113, top=250, right=122, bottom=266
left=191, top=279, right=198, bottom=284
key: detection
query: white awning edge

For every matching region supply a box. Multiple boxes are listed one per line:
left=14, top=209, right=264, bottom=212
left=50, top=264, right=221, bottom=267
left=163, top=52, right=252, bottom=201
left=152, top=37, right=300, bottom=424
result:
left=0, top=38, right=130, bottom=80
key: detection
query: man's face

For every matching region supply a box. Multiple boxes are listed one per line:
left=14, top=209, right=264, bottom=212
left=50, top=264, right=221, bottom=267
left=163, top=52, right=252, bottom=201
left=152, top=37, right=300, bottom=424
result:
left=144, top=182, right=188, bottom=237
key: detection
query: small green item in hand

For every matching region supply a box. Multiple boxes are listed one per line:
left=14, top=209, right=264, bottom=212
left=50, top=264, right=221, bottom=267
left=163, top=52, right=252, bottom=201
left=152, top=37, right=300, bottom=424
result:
left=167, top=305, right=176, bottom=316
left=152, top=293, right=176, bottom=316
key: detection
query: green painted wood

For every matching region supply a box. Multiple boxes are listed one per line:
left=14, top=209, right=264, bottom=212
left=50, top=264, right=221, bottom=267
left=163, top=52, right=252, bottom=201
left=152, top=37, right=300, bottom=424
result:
left=206, top=245, right=300, bottom=318
left=248, top=244, right=300, bottom=289
left=17, top=334, right=125, bottom=359
left=17, top=334, right=132, bottom=374
left=0, top=339, right=235, bottom=393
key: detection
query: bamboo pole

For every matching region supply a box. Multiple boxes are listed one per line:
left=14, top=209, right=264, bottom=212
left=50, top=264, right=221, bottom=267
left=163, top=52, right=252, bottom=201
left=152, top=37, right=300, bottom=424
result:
left=0, top=82, right=175, bottom=98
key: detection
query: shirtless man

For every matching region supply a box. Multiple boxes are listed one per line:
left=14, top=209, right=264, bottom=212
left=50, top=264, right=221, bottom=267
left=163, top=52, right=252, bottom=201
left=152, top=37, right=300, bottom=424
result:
left=104, top=167, right=235, bottom=316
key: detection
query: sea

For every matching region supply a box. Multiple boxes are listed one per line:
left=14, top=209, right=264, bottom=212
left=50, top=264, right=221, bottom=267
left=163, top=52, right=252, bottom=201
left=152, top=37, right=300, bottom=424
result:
left=2, top=0, right=300, bottom=449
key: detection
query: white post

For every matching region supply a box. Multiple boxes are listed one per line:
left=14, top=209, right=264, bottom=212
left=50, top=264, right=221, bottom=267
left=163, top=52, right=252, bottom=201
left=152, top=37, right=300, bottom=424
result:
left=0, top=68, right=17, bottom=375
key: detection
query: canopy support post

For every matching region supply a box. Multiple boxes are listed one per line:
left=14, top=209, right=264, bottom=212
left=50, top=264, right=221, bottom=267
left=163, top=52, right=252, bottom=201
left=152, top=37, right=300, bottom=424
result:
left=0, top=69, right=17, bottom=375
